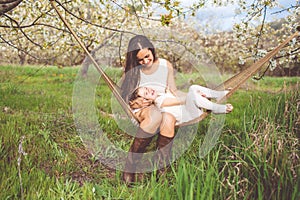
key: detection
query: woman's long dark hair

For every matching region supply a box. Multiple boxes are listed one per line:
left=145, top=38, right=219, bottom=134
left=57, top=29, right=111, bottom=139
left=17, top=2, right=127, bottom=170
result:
left=121, top=35, right=157, bottom=103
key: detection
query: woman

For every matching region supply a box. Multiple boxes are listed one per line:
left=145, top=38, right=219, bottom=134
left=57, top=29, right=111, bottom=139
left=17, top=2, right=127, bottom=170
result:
left=121, top=35, right=183, bottom=184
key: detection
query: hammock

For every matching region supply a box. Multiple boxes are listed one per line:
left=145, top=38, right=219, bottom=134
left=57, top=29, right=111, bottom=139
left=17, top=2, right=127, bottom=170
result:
left=50, top=0, right=299, bottom=127
left=179, top=30, right=299, bottom=127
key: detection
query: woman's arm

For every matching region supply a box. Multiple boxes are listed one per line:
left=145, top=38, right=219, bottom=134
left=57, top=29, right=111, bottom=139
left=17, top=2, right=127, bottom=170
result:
left=166, top=60, right=187, bottom=101
left=166, top=61, right=177, bottom=92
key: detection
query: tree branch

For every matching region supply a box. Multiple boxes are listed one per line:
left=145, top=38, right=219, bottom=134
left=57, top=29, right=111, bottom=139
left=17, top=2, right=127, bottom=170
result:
left=271, top=5, right=300, bottom=15
left=109, top=0, right=161, bottom=22
left=254, top=5, right=267, bottom=59
left=0, top=33, right=39, bottom=60
left=54, top=0, right=135, bottom=35
left=4, top=13, right=43, bottom=48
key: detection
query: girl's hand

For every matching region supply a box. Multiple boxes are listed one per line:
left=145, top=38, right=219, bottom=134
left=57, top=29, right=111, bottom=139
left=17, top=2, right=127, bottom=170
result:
left=129, top=97, right=153, bottom=109
left=141, top=99, right=153, bottom=107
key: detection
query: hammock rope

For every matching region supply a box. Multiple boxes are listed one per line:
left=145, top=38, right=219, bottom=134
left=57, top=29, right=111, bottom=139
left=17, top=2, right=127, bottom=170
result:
left=50, top=0, right=139, bottom=123
left=50, top=0, right=299, bottom=127
left=216, top=30, right=300, bottom=100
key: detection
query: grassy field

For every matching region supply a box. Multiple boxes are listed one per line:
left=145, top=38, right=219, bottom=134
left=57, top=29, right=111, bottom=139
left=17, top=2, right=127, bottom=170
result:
left=0, top=65, right=299, bottom=200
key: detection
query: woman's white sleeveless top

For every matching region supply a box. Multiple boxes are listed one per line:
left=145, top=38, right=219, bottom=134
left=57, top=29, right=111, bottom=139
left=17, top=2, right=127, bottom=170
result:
left=139, top=58, right=168, bottom=93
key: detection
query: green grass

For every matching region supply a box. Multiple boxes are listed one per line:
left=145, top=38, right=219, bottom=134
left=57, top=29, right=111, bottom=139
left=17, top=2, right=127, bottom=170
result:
left=0, top=64, right=299, bottom=199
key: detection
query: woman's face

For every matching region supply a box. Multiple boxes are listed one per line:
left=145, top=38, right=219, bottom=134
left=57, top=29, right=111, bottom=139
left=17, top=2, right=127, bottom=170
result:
left=136, top=48, right=154, bottom=68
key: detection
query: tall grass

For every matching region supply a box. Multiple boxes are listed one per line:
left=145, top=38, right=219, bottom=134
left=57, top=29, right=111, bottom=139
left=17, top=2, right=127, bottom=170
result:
left=0, top=65, right=299, bottom=199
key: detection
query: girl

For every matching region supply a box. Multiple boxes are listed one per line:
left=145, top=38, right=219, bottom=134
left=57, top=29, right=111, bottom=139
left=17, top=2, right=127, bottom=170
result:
left=129, top=85, right=233, bottom=125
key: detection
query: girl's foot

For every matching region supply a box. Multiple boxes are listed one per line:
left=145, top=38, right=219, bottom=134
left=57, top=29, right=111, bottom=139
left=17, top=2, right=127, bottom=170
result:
left=226, top=104, right=233, bottom=113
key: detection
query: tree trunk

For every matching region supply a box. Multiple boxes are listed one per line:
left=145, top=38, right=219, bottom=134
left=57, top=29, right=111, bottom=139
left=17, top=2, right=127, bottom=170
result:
left=0, top=0, right=23, bottom=15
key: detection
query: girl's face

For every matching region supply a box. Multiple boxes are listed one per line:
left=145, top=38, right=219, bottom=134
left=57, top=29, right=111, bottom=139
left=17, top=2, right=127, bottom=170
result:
left=137, top=87, right=157, bottom=101
left=136, top=48, right=154, bottom=68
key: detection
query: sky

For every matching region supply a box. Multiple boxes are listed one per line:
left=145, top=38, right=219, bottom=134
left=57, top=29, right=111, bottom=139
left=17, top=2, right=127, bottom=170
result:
left=180, top=0, right=298, bottom=32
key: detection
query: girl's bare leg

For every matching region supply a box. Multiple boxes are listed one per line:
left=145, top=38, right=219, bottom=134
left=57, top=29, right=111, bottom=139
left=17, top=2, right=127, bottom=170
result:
left=159, top=112, right=176, bottom=138
left=138, top=105, right=162, bottom=134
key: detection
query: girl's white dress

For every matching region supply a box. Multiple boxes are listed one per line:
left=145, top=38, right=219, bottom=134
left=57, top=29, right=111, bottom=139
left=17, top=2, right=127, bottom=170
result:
left=154, top=85, right=228, bottom=125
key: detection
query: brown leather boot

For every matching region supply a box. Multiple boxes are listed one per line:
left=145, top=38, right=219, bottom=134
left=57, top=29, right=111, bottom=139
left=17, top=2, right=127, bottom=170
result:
left=155, top=134, right=174, bottom=178
left=122, top=128, right=154, bottom=185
